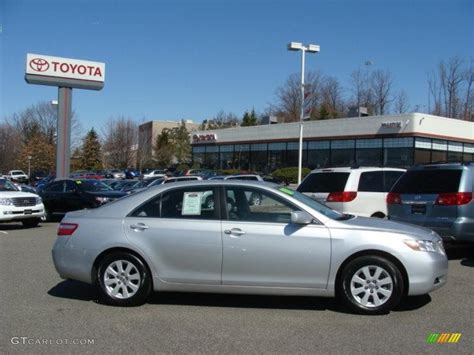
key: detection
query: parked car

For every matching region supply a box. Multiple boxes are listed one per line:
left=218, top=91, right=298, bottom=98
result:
left=40, top=179, right=127, bottom=220
left=7, top=170, right=29, bottom=183
left=0, top=178, right=45, bottom=227
left=52, top=180, right=447, bottom=314
left=297, top=167, right=406, bottom=218
left=387, top=162, right=474, bottom=243
left=124, top=169, right=142, bottom=179
left=13, top=183, right=37, bottom=194
left=105, top=169, right=126, bottom=180
left=143, top=169, right=167, bottom=180
left=224, top=174, right=265, bottom=182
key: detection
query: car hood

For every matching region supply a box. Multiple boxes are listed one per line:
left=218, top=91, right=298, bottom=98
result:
left=331, top=215, right=439, bottom=241
left=0, top=191, right=39, bottom=198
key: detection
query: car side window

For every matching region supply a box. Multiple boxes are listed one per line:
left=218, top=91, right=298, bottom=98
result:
left=225, top=187, right=298, bottom=224
left=358, top=172, right=384, bottom=192
left=65, top=180, right=78, bottom=193
left=44, top=181, right=64, bottom=192
left=130, top=187, right=219, bottom=220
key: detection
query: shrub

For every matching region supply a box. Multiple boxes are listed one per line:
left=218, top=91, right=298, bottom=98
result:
left=271, top=167, right=311, bottom=184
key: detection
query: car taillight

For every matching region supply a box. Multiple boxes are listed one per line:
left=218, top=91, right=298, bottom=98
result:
left=57, top=223, right=78, bottom=236
left=435, top=192, right=473, bottom=206
left=327, top=191, right=357, bottom=202
left=386, top=192, right=402, bottom=204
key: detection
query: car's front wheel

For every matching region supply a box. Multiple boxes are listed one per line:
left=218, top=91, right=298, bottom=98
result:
left=338, top=255, right=404, bottom=315
left=97, top=252, right=152, bottom=306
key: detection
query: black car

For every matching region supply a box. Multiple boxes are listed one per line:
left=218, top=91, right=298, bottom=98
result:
left=40, top=179, right=127, bottom=220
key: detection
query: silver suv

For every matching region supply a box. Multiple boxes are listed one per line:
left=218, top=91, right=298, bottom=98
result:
left=387, top=162, right=474, bottom=243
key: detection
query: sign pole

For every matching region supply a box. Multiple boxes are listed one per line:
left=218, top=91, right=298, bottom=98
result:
left=56, top=87, right=72, bottom=179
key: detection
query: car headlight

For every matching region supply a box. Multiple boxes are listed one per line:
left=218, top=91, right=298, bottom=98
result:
left=0, top=198, right=14, bottom=206
left=35, top=197, right=42, bottom=205
left=404, top=239, right=445, bottom=255
left=95, top=197, right=110, bottom=204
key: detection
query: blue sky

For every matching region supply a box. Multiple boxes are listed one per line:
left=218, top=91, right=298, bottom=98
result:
left=1, top=0, right=473, bottom=132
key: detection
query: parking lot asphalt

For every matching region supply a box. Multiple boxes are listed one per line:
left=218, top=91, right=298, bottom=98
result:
left=1, top=222, right=473, bottom=354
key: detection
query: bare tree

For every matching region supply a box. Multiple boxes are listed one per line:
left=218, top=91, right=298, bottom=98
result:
left=206, top=110, right=240, bottom=129
left=393, top=90, right=410, bottom=114
left=371, top=69, right=393, bottom=115
left=7, top=101, right=82, bottom=147
left=0, top=123, right=21, bottom=172
left=275, top=70, right=323, bottom=122
left=102, top=117, right=138, bottom=169
left=462, top=60, right=473, bottom=121
left=320, top=75, right=345, bottom=118
left=349, top=68, right=367, bottom=111
left=428, top=56, right=471, bottom=119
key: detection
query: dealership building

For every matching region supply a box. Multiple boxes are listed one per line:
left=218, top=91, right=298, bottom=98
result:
left=191, top=113, right=474, bottom=173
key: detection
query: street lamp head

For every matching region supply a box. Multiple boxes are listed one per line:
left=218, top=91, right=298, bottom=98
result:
left=288, top=42, right=303, bottom=51
left=307, top=44, right=320, bottom=53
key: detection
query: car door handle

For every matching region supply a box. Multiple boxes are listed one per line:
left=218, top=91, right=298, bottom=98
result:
left=224, top=228, right=246, bottom=236
left=130, top=223, right=149, bottom=231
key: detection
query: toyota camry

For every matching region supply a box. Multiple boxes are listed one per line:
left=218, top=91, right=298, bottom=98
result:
left=52, top=181, right=447, bottom=314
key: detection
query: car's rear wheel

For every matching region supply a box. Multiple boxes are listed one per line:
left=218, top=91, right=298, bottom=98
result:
left=338, top=255, right=404, bottom=315
left=97, top=252, right=151, bottom=306
left=22, top=218, right=40, bottom=228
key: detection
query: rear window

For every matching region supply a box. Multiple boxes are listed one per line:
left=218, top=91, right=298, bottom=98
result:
left=391, top=169, right=462, bottom=194
left=358, top=171, right=405, bottom=192
left=297, top=172, right=349, bottom=193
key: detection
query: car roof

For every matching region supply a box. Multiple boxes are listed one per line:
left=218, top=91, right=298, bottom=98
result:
left=308, top=167, right=406, bottom=173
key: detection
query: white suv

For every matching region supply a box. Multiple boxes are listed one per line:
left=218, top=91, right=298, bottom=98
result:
left=0, top=178, right=45, bottom=227
left=297, top=167, right=406, bottom=218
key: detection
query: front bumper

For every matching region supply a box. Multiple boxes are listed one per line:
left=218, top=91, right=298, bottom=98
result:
left=403, top=251, right=448, bottom=296
left=0, top=203, right=45, bottom=222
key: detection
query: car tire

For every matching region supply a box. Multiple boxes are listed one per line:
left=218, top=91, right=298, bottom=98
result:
left=338, top=255, right=404, bottom=315
left=22, top=218, right=40, bottom=228
left=97, top=252, right=152, bottom=307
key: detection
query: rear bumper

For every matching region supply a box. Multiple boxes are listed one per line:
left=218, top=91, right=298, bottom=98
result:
left=389, top=216, right=474, bottom=243
left=52, top=237, right=95, bottom=284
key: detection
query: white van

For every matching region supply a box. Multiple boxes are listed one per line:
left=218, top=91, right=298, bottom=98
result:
left=297, top=167, right=406, bottom=218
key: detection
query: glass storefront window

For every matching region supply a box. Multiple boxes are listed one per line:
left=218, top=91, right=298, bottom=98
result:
left=307, top=150, right=330, bottom=169
left=331, top=149, right=355, bottom=167
left=384, top=148, right=413, bottom=167
left=432, top=150, right=447, bottom=163
left=356, top=148, right=382, bottom=166
left=414, top=149, right=431, bottom=164
left=249, top=150, right=268, bottom=173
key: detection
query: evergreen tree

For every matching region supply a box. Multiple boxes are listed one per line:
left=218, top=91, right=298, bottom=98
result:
left=80, top=128, right=102, bottom=170
left=241, top=109, right=257, bottom=126
left=154, top=129, right=174, bottom=167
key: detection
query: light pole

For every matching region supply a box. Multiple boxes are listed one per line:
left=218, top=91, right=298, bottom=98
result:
left=27, top=156, right=32, bottom=183
left=287, top=42, right=320, bottom=184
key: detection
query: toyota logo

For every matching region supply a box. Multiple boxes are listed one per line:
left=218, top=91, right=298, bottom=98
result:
left=29, top=58, right=50, bottom=72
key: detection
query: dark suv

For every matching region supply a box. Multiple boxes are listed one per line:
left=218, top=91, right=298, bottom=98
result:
left=387, top=162, right=474, bottom=243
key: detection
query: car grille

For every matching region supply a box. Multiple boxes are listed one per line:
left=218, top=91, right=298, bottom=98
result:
left=12, top=197, right=37, bottom=207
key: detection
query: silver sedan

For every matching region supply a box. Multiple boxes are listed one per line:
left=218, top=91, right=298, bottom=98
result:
left=52, top=181, right=448, bottom=314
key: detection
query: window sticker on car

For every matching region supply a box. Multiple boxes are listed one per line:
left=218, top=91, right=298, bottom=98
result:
left=182, top=192, right=202, bottom=215
left=279, top=187, right=295, bottom=196
left=75, top=180, right=82, bottom=184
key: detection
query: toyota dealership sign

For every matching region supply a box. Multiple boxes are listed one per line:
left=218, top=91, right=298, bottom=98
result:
left=25, top=53, right=105, bottom=90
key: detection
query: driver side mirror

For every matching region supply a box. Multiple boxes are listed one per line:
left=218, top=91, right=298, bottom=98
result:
left=291, top=211, right=313, bottom=225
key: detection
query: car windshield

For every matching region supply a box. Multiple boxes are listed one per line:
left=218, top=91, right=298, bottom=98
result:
left=275, top=186, right=346, bottom=220
left=0, top=179, right=19, bottom=191
left=78, top=180, right=114, bottom=192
